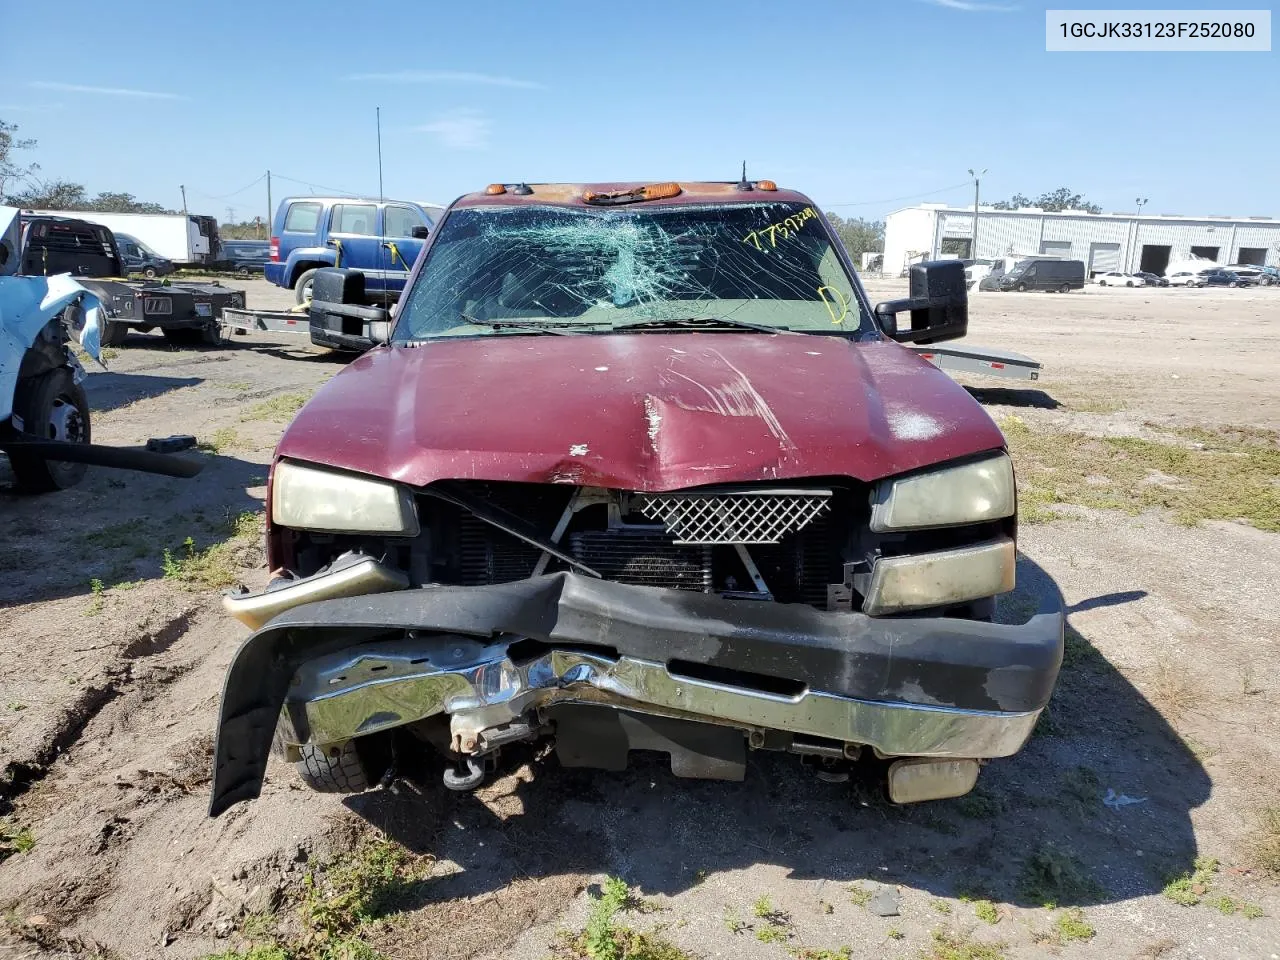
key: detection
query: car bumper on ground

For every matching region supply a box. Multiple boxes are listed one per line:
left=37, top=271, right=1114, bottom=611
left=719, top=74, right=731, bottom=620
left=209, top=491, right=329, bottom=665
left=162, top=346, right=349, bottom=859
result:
left=209, top=571, right=1064, bottom=816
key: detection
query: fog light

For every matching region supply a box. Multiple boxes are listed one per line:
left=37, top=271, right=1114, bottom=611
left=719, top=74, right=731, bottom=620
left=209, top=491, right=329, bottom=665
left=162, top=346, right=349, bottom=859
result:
left=887, top=758, right=980, bottom=804
left=862, top=537, right=1015, bottom=616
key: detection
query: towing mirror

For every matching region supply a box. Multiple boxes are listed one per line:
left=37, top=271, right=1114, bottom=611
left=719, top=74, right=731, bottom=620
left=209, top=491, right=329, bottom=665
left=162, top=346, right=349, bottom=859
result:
left=873, top=260, right=968, bottom=345
left=410, top=225, right=430, bottom=240
left=308, top=268, right=391, bottom=349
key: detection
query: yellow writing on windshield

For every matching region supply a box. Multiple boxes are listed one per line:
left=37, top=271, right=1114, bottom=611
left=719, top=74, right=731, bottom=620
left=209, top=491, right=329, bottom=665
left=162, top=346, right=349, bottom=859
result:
left=742, top=206, right=818, bottom=250
left=818, top=285, right=849, bottom=324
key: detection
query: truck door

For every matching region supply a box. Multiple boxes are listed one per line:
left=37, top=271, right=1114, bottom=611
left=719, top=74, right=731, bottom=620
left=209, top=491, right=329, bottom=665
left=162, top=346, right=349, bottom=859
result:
left=328, top=203, right=383, bottom=292
left=380, top=204, right=429, bottom=295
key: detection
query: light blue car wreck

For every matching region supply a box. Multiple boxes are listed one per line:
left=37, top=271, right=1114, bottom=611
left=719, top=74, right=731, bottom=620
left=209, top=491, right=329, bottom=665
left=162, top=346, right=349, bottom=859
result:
left=0, top=205, right=202, bottom=491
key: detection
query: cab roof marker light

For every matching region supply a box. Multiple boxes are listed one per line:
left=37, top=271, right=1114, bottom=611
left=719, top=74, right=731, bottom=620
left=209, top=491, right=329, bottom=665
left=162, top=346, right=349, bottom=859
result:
left=757, top=180, right=778, bottom=191
left=485, top=184, right=507, bottom=195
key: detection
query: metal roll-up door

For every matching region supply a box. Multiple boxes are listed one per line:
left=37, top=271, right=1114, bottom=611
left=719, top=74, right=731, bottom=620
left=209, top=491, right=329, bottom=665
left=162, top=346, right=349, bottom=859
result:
left=1040, top=240, right=1072, bottom=258
left=1089, top=242, right=1121, bottom=274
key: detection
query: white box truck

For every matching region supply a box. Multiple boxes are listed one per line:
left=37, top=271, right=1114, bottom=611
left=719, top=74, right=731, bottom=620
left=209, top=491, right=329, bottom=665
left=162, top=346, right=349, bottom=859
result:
left=24, top=210, right=221, bottom=267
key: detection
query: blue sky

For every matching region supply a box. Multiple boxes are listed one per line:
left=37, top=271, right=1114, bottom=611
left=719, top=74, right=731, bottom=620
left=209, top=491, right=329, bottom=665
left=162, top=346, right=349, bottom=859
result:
left=2, top=0, right=1275, bottom=222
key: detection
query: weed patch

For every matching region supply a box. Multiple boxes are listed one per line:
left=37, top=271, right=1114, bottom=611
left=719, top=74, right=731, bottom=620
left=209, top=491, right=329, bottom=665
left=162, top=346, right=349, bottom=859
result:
left=1020, top=845, right=1104, bottom=907
left=555, top=877, right=692, bottom=960
left=972, top=900, right=999, bottom=924
left=1162, top=855, right=1218, bottom=906
left=923, top=930, right=1006, bottom=960
left=0, top=823, right=35, bottom=862
left=1148, top=658, right=1203, bottom=723
left=1054, top=908, right=1095, bottom=941
left=162, top=512, right=261, bottom=590
left=241, top=392, right=310, bottom=423
left=1000, top=416, right=1280, bottom=531
left=847, top=883, right=872, bottom=908
left=1249, top=806, right=1280, bottom=877
left=199, top=427, right=243, bottom=454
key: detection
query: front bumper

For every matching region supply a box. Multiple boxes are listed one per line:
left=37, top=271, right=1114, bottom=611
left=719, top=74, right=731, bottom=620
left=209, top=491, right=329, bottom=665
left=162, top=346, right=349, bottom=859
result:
left=209, top=572, right=1063, bottom=816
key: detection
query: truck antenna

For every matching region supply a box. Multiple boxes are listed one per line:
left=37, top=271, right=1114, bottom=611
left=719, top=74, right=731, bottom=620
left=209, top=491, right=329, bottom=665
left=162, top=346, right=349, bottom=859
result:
left=736, top=161, right=750, bottom=191
left=376, top=107, right=385, bottom=202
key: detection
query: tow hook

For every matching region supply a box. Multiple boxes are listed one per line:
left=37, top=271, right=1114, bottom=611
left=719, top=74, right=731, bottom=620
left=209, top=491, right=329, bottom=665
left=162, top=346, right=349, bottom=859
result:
left=442, top=756, right=487, bottom=792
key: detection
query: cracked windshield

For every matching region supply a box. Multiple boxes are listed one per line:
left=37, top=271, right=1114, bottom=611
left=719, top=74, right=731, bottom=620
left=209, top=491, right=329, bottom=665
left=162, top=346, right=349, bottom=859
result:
left=395, top=201, right=864, bottom=339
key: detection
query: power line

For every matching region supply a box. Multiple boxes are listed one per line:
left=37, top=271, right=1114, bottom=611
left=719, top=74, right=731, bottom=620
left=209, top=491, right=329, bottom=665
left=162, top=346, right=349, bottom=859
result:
left=271, top=173, right=367, bottom=198
left=188, top=173, right=267, bottom=201
left=824, top=180, right=974, bottom=208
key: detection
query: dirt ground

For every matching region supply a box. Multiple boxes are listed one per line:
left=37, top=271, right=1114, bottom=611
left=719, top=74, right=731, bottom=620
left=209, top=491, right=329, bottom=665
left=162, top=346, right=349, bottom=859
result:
left=1, top=278, right=1278, bottom=960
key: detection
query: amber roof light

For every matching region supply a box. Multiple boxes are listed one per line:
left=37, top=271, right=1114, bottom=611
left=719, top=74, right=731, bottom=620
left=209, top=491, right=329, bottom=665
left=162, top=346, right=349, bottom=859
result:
left=583, top=182, right=683, bottom=205
left=485, top=183, right=507, bottom=195
left=756, top=180, right=778, bottom=191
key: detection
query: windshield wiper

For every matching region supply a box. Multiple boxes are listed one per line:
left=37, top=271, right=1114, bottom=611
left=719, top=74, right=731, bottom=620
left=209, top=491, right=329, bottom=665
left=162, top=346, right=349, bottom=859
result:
left=454, top=314, right=581, bottom=336
left=610, top=316, right=793, bottom=335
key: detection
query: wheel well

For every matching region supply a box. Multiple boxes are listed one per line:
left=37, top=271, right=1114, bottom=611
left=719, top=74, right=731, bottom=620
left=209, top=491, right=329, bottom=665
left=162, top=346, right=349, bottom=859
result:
left=288, top=262, right=324, bottom=288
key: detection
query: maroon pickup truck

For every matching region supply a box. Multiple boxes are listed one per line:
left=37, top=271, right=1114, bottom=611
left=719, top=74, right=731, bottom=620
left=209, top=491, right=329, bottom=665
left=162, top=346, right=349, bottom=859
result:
left=210, top=180, right=1063, bottom=816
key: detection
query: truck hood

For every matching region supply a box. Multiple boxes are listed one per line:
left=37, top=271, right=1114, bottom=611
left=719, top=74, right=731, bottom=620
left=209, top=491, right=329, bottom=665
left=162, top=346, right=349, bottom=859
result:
left=278, top=333, right=1005, bottom=489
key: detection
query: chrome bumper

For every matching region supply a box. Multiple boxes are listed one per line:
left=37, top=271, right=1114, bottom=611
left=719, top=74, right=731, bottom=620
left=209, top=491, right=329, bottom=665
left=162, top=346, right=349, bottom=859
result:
left=285, top=638, right=1042, bottom=761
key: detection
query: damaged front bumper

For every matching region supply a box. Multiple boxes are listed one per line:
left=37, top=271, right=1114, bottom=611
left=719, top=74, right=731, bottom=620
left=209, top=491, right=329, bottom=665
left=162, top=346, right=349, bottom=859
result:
left=209, top=571, right=1063, bottom=816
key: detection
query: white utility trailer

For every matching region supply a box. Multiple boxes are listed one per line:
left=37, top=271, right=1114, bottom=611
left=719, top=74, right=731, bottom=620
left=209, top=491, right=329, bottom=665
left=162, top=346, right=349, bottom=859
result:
left=909, top=343, right=1042, bottom=381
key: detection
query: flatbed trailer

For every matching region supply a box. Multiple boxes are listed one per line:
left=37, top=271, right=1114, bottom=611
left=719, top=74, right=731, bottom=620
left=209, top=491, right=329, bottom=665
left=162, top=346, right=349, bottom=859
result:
left=908, top=343, right=1042, bottom=381
left=221, top=306, right=311, bottom=337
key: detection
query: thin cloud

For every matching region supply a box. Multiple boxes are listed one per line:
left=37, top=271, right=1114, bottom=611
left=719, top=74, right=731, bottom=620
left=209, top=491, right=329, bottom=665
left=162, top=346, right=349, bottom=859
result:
left=0, top=103, right=63, bottom=112
left=923, top=0, right=1019, bottom=10
left=347, top=70, right=543, bottom=90
left=27, top=81, right=185, bottom=100
left=415, top=109, right=491, bottom=150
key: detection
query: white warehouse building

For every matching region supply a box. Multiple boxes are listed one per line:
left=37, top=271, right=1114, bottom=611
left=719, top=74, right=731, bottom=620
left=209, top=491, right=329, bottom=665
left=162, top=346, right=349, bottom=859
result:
left=882, top=203, right=1280, bottom=277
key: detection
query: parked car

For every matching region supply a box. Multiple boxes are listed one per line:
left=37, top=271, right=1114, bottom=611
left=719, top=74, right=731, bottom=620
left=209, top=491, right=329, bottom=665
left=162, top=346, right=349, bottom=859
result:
left=979, top=257, right=1086, bottom=292
left=1167, top=270, right=1201, bottom=287
left=222, top=240, right=271, bottom=276
left=208, top=179, right=1065, bottom=818
left=1094, top=271, right=1144, bottom=287
left=264, top=197, right=440, bottom=304
left=114, top=233, right=174, bottom=279
left=1223, top=264, right=1272, bottom=285
left=1134, top=271, right=1168, bottom=287
left=1201, top=269, right=1253, bottom=288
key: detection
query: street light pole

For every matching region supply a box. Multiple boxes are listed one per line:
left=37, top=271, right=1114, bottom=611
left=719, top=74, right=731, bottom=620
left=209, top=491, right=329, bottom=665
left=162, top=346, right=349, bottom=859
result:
left=968, top=168, right=987, bottom=260
left=1135, top=197, right=1149, bottom=216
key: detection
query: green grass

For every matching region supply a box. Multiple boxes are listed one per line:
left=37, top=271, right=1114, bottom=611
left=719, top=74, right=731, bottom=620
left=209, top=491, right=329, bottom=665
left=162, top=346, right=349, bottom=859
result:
left=85, top=577, right=106, bottom=616
left=1251, top=806, right=1280, bottom=877
left=955, top=788, right=1001, bottom=819
left=1061, top=765, right=1101, bottom=808
left=1162, top=856, right=1219, bottom=907
left=972, top=900, right=999, bottom=924
left=162, top=512, right=261, bottom=590
left=198, top=426, right=244, bottom=454
left=922, top=930, right=1007, bottom=960
left=847, top=883, right=872, bottom=907
left=0, top=824, right=35, bottom=860
left=1054, top=908, right=1095, bottom=942
left=791, top=949, right=852, bottom=960
left=558, top=877, right=691, bottom=960
left=84, top=519, right=153, bottom=557
left=1019, top=845, right=1104, bottom=907
left=241, top=392, right=311, bottom=423
left=1001, top=416, right=1280, bottom=531
left=930, top=900, right=952, bottom=915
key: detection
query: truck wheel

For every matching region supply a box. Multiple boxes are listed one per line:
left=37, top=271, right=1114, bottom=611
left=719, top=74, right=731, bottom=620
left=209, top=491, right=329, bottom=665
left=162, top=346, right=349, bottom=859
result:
left=99, top=318, right=130, bottom=347
left=143, top=267, right=158, bottom=279
left=200, top=322, right=226, bottom=347
left=8, top=368, right=91, bottom=493
left=1058, top=283, right=1070, bottom=293
left=1015, top=282, right=1027, bottom=292
left=295, top=268, right=319, bottom=305
left=236, top=266, right=251, bottom=277
left=295, top=742, right=373, bottom=793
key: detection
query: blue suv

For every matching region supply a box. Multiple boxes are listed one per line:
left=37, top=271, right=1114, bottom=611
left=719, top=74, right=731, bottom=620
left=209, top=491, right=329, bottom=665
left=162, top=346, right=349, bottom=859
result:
left=265, top=197, right=443, bottom=304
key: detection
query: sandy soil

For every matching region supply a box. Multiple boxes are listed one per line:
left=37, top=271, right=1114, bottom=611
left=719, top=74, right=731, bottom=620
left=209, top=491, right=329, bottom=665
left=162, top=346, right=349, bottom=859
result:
left=1, top=278, right=1277, bottom=960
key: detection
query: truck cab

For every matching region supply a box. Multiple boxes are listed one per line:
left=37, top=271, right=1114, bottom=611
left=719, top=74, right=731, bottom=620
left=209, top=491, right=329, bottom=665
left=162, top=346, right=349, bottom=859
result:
left=264, top=197, right=440, bottom=304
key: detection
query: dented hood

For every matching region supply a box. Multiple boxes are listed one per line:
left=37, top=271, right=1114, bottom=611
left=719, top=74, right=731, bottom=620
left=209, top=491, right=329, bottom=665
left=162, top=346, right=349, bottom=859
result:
left=277, top=334, right=1005, bottom=489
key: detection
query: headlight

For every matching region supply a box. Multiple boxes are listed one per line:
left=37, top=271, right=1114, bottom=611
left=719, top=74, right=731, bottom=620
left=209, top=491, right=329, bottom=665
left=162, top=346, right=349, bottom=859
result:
left=272, top=460, right=419, bottom=535
left=870, top=453, right=1015, bottom=532
left=863, top=538, right=1015, bottom=615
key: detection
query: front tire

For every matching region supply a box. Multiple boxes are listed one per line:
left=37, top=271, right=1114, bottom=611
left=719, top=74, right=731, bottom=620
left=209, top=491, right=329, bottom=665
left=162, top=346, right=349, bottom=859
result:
left=8, top=368, right=91, bottom=493
left=1015, top=282, right=1027, bottom=292
left=295, top=742, right=373, bottom=793
left=99, top=318, right=130, bottom=347
left=294, top=268, right=319, bottom=305
left=1059, top=283, right=1070, bottom=293
left=144, top=267, right=158, bottom=279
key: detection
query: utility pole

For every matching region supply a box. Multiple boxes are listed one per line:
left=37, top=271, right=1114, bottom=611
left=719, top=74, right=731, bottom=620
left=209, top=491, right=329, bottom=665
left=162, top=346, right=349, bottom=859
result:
left=266, top=170, right=272, bottom=233
left=226, top=206, right=235, bottom=225
left=968, top=168, right=987, bottom=260
left=376, top=107, right=384, bottom=202
left=180, top=184, right=188, bottom=214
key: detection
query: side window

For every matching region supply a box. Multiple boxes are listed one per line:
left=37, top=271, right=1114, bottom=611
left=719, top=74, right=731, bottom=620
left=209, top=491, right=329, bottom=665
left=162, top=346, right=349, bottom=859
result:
left=383, top=205, right=425, bottom=239
left=283, top=202, right=322, bottom=233
left=332, top=204, right=377, bottom=236
left=1023, top=266, right=1038, bottom=278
